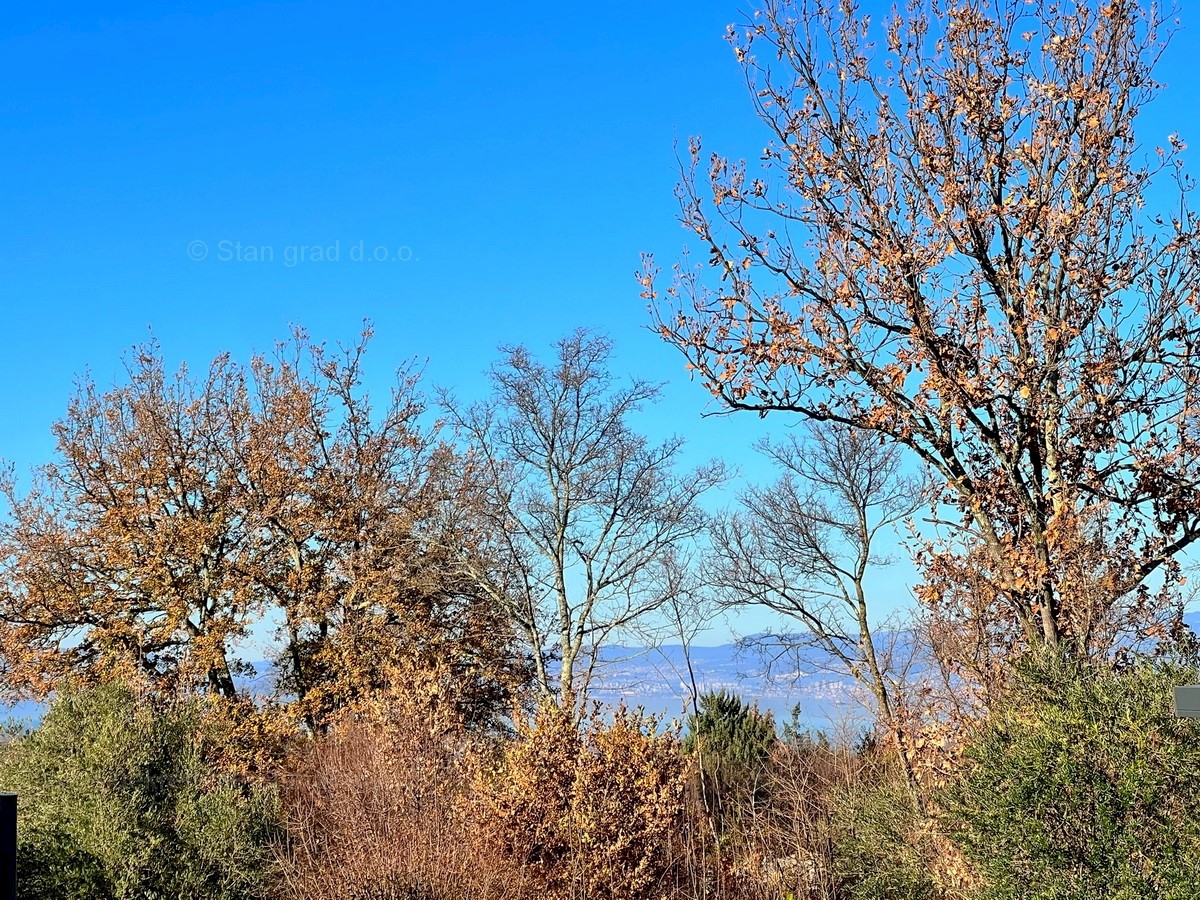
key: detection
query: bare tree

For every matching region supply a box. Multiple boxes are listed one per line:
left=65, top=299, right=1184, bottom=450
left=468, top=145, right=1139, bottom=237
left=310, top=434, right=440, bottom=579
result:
left=440, top=330, right=726, bottom=709
left=644, top=550, right=721, bottom=720
left=708, top=422, right=927, bottom=795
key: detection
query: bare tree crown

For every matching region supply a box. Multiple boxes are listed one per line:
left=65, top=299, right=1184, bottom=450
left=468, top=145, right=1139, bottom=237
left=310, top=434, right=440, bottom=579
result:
left=441, top=329, right=726, bottom=708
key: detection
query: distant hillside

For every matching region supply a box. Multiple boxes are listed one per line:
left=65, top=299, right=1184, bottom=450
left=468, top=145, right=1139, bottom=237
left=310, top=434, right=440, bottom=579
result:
left=5, top=611, right=1199, bottom=730
left=585, top=640, right=876, bottom=732
left=588, top=609, right=1200, bottom=730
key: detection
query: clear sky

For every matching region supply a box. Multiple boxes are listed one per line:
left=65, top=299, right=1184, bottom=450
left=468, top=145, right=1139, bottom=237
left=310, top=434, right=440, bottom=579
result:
left=2, top=1, right=1198, bottom=642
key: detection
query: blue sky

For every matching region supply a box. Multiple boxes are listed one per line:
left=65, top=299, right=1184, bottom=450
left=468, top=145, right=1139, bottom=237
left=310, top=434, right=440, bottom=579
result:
left=0, top=0, right=763, bottom=438
left=2, top=1, right=1198, bottom=642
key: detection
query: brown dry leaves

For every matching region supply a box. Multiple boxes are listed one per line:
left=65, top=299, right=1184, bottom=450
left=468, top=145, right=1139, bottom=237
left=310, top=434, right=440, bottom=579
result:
left=648, top=0, right=1200, bottom=664
left=0, top=327, right=526, bottom=733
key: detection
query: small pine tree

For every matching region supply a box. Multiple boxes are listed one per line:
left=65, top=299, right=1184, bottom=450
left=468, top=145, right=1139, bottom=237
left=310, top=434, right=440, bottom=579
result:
left=683, top=690, right=776, bottom=837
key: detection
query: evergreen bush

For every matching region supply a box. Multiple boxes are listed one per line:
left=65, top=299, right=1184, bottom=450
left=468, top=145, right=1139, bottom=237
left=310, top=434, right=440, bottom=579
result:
left=942, top=657, right=1200, bottom=900
left=0, top=683, right=278, bottom=900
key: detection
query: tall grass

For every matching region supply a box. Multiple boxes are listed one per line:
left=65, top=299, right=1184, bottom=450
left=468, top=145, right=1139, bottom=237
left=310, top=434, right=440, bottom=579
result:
left=273, top=712, right=526, bottom=900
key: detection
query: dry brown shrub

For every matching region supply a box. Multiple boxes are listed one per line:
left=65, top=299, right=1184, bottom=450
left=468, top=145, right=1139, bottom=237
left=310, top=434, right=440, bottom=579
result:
left=709, top=724, right=980, bottom=900
left=750, top=736, right=852, bottom=900
left=273, top=703, right=526, bottom=900
left=200, top=696, right=302, bottom=784
left=473, top=702, right=703, bottom=900
left=278, top=691, right=951, bottom=900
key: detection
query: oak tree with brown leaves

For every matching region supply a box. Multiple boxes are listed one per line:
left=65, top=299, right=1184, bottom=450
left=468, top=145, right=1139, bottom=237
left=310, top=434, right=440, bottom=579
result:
left=0, top=330, right=526, bottom=731
left=646, top=0, right=1200, bottom=663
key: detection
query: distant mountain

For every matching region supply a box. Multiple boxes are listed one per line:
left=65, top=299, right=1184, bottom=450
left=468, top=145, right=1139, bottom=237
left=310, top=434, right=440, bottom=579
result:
left=5, top=612, right=1198, bottom=731
left=588, top=611, right=1200, bottom=730
left=585, top=640, right=878, bottom=732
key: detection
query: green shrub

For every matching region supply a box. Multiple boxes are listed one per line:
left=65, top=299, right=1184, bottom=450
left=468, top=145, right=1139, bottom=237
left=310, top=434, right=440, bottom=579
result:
left=683, top=690, right=776, bottom=838
left=941, top=656, right=1200, bottom=900
left=0, top=682, right=279, bottom=900
left=829, top=759, right=938, bottom=900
